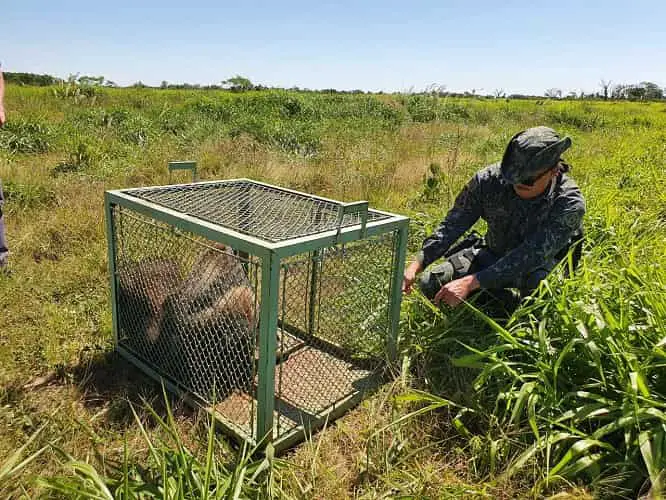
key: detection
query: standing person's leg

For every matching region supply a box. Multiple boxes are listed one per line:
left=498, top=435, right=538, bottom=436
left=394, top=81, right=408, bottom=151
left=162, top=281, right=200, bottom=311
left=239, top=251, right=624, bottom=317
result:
left=0, top=179, right=8, bottom=268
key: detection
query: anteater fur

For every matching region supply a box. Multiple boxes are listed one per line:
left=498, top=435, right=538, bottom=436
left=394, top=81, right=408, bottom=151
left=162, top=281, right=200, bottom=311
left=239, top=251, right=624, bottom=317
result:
left=159, top=244, right=256, bottom=400
left=116, top=258, right=182, bottom=353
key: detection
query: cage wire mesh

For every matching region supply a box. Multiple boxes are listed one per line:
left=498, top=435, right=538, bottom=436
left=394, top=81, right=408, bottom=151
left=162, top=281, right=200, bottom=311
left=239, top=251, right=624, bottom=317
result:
left=113, top=206, right=260, bottom=439
left=128, top=180, right=390, bottom=242
left=275, top=233, right=396, bottom=436
left=108, top=179, right=407, bottom=448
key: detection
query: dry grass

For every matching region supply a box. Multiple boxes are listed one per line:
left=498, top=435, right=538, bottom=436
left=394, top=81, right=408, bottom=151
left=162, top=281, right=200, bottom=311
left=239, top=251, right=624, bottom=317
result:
left=3, top=87, right=662, bottom=497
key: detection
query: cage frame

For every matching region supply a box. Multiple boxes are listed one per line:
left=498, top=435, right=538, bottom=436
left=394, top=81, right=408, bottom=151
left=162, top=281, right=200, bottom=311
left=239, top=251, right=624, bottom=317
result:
left=105, top=178, right=409, bottom=452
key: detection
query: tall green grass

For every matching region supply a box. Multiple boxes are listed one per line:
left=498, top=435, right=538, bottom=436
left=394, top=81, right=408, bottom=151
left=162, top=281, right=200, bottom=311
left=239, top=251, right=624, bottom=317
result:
left=1, top=84, right=665, bottom=497
left=400, top=196, right=666, bottom=497
left=38, top=390, right=286, bottom=499
left=0, top=426, right=48, bottom=497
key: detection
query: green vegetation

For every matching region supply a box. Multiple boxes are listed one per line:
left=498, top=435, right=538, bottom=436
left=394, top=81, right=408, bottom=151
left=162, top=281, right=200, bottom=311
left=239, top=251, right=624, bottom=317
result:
left=37, top=388, right=285, bottom=499
left=3, top=72, right=62, bottom=87
left=0, top=82, right=664, bottom=498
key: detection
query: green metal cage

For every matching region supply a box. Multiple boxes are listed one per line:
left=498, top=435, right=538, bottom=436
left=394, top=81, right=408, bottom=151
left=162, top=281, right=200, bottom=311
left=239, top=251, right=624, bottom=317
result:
left=105, top=178, right=409, bottom=451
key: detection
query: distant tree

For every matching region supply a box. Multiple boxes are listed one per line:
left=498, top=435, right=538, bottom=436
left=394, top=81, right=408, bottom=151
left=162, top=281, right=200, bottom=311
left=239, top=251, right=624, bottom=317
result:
left=131, top=81, right=147, bottom=88
left=160, top=80, right=169, bottom=89
left=221, top=75, right=254, bottom=92
left=462, top=89, right=482, bottom=98
left=640, top=81, right=663, bottom=100
left=628, top=85, right=647, bottom=100
left=78, top=75, right=105, bottom=86
left=613, top=82, right=664, bottom=101
left=612, top=84, right=628, bottom=99
left=492, top=88, right=506, bottom=98
left=544, top=88, right=562, bottom=99
left=463, top=87, right=482, bottom=97
left=599, top=79, right=612, bottom=100
left=4, top=72, right=60, bottom=86
left=424, top=83, right=447, bottom=96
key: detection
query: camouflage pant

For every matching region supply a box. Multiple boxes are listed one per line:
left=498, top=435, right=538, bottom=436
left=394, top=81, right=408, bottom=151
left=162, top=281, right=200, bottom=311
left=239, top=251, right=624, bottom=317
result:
left=418, top=243, right=551, bottom=306
left=0, top=180, right=7, bottom=266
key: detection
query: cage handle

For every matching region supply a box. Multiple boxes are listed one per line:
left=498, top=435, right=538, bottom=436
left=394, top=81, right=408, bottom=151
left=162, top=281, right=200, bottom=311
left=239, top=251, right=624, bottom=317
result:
left=168, top=161, right=198, bottom=183
left=336, top=201, right=369, bottom=241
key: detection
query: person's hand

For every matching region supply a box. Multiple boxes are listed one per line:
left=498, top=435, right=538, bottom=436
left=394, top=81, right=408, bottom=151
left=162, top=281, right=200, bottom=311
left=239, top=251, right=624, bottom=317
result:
left=433, top=274, right=480, bottom=307
left=0, top=106, right=5, bottom=127
left=401, top=261, right=422, bottom=294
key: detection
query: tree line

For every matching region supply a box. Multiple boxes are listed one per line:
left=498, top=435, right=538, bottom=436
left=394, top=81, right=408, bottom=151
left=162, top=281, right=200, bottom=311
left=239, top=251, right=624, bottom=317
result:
left=543, top=80, right=664, bottom=101
left=4, top=72, right=665, bottom=101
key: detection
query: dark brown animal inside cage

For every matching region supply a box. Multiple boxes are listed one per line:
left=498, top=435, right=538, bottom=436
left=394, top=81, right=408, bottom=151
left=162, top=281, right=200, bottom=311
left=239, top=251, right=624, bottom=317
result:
left=116, top=242, right=256, bottom=401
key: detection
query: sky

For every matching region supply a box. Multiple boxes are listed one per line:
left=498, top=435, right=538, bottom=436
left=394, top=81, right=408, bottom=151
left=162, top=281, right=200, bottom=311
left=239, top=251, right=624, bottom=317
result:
left=2, top=0, right=665, bottom=95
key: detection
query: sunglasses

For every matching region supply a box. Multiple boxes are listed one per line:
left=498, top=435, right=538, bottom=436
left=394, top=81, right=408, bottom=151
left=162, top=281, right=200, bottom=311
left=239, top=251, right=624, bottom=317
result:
left=517, top=166, right=556, bottom=187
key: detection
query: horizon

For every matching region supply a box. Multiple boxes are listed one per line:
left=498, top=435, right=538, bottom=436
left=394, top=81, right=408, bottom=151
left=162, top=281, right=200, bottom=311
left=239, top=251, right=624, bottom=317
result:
left=3, top=0, right=665, bottom=96
left=7, top=72, right=663, bottom=99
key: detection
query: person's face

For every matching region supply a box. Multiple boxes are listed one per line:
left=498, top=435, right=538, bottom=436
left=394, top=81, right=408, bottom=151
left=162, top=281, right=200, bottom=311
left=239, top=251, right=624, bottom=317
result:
left=513, top=165, right=559, bottom=199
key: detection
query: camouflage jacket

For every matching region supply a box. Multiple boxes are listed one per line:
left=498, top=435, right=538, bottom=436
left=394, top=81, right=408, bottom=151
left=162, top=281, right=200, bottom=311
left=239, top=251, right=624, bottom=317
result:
left=417, top=163, right=586, bottom=289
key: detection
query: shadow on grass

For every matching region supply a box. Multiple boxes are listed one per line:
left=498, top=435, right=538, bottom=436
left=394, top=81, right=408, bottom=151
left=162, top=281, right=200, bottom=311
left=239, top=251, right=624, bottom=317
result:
left=68, top=349, right=196, bottom=428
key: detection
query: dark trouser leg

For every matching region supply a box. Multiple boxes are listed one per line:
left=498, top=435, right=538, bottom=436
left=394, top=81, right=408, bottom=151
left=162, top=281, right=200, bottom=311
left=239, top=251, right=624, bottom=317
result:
left=480, top=268, right=551, bottom=314
left=0, top=181, right=8, bottom=266
left=418, top=247, right=499, bottom=301
left=418, top=261, right=455, bottom=300
left=418, top=247, right=522, bottom=314
left=418, top=247, right=553, bottom=313
left=519, top=268, right=550, bottom=298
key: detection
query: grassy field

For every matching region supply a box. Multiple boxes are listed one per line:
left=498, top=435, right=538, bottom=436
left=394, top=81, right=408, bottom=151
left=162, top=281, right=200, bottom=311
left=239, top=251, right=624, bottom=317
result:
left=0, top=84, right=665, bottom=498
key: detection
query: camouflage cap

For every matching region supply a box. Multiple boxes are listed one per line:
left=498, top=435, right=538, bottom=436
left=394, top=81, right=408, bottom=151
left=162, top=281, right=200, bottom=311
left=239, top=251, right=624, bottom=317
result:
left=500, top=126, right=572, bottom=185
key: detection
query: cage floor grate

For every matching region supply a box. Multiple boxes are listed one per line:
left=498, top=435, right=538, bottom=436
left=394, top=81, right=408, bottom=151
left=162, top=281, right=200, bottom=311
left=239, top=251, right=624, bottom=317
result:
left=212, top=341, right=380, bottom=438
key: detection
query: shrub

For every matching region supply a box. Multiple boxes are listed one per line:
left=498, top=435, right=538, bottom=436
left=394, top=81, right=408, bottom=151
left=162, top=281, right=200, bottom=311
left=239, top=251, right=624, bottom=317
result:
left=1, top=180, right=57, bottom=209
left=405, top=95, right=438, bottom=122
left=546, top=108, right=607, bottom=131
left=229, top=116, right=321, bottom=157
left=439, top=102, right=471, bottom=120
left=0, top=119, right=52, bottom=154
left=52, top=141, right=102, bottom=175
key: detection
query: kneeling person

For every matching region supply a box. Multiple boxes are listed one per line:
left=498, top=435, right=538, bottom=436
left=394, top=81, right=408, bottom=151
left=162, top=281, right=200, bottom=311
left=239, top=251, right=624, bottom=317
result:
left=402, top=126, right=585, bottom=307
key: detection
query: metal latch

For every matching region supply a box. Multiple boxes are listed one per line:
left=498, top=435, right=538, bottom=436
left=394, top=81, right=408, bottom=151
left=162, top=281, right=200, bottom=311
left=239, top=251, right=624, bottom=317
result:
left=335, top=201, right=369, bottom=242
left=168, top=161, right=198, bottom=183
